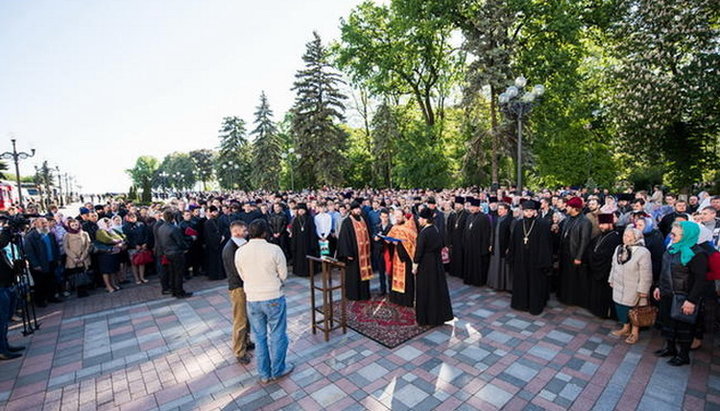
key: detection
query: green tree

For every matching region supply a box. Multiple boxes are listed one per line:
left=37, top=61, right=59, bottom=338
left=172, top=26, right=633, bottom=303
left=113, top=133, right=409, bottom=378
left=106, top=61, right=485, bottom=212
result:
left=216, top=116, right=253, bottom=190
left=126, top=155, right=158, bottom=202
left=370, top=103, right=400, bottom=187
left=606, top=0, right=720, bottom=190
left=335, top=0, right=462, bottom=127
left=189, top=149, right=215, bottom=190
left=291, top=32, right=348, bottom=188
left=250, top=92, right=283, bottom=190
left=158, top=152, right=197, bottom=190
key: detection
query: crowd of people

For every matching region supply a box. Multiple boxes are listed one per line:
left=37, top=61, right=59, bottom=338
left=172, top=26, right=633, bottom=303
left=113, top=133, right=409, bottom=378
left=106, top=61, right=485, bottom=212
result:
left=1, top=185, right=719, bottom=377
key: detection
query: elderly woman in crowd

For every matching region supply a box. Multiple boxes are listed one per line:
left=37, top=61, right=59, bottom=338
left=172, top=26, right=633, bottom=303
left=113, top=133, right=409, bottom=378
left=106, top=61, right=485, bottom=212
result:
left=608, top=227, right=653, bottom=344
left=96, top=217, right=126, bottom=293
left=63, top=218, right=92, bottom=297
left=653, top=221, right=710, bottom=366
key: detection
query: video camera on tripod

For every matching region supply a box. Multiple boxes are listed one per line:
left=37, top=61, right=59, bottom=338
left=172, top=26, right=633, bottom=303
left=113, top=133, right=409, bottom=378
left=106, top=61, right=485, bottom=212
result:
left=0, top=212, right=40, bottom=336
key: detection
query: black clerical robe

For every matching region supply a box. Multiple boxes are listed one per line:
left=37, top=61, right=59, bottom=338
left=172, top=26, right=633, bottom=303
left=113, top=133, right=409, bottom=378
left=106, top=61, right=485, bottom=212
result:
left=203, top=217, right=225, bottom=280
left=414, top=224, right=454, bottom=326
left=558, top=214, right=593, bottom=307
left=269, top=212, right=290, bottom=258
left=586, top=229, right=622, bottom=319
left=508, top=216, right=553, bottom=315
left=337, top=215, right=372, bottom=301
left=290, top=214, right=318, bottom=277
left=462, top=212, right=492, bottom=286
left=446, top=210, right=467, bottom=277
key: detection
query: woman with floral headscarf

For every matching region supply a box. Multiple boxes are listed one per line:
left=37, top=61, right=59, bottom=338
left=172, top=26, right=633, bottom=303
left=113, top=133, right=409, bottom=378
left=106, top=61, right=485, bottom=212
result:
left=609, top=227, right=652, bottom=344
left=653, top=221, right=710, bottom=366
left=95, top=217, right=126, bottom=293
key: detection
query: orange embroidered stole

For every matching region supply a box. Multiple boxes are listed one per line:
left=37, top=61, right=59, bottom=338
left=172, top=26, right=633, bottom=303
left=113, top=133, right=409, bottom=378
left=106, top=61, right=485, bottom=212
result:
left=388, top=222, right=417, bottom=293
left=351, top=217, right=373, bottom=281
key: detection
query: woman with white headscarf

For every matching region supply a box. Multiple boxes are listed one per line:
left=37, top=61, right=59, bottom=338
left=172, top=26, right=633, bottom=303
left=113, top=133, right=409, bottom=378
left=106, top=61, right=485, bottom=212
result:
left=95, top=217, right=126, bottom=293
left=608, top=227, right=653, bottom=344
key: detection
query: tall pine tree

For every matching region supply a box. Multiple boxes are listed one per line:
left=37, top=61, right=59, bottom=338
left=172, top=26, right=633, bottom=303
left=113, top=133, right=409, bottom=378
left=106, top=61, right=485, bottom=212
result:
left=250, top=92, right=283, bottom=190
left=291, top=31, right=348, bottom=188
left=216, top=116, right=253, bottom=190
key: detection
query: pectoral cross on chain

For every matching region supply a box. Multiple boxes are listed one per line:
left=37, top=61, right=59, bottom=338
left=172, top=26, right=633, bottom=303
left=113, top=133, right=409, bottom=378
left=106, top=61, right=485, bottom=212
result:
left=523, top=236, right=529, bottom=245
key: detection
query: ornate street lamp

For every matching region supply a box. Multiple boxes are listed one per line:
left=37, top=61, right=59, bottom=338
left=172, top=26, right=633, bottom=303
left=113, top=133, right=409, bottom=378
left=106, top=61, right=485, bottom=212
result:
left=0, top=138, right=35, bottom=207
left=498, top=76, right=545, bottom=194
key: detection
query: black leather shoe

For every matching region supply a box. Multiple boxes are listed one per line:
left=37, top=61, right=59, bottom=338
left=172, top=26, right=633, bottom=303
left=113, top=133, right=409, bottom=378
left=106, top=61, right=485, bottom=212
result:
left=236, top=354, right=252, bottom=365
left=668, top=356, right=690, bottom=366
left=246, top=341, right=256, bottom=351
left=175, top=292, right=193, bottom=299
left=654, top=347, right=677, bottom=357
left=7, top=345, right=25, bottom=353
left=0, top=352, right=22, bottom=360
left=48, top=297, right=62, bottom=303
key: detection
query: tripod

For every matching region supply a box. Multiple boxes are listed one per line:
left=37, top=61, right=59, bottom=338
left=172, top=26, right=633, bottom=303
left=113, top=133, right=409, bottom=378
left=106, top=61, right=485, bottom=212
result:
left=8, top=233, right=39, bottom=336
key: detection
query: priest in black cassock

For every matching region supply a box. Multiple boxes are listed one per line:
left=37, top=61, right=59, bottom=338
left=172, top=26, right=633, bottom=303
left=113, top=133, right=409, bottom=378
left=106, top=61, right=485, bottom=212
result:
left=336, top=201, right=372, bottom=301
left=508, top=200, right=553, bottom=315
left=558, top=197, right=593, bottom=307
left=462, top=197, right=492, bottom=286
left=446, top=196, right=467, bottom=277
left=586, top=213, right=622, bottom=318
left=203, top=206, right=225, bottom=280
left=414, top=208, right=454, bottom=326
left=290, top=203, right=318, bottom=277
left=487, top=202, right=514, bottom=292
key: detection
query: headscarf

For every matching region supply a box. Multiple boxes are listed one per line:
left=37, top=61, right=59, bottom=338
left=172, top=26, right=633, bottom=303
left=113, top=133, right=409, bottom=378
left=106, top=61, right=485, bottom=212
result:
left=697, top=223, right=714, bottom=245
left=617, top=227, right=645, bottom=264
left=668, top=221, right=700, bottom=266
left=97, top=217, right=113, bottom=232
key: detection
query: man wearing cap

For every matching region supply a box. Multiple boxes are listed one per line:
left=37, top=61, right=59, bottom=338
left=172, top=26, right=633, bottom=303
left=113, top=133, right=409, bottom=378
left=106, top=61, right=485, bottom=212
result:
left=203, top=206, right=225, bottom=280
left=446, top=196, right=467, bottom=278
left=507, top=200, right=553, bottom=315
left=558, top=197, right=593, bottom=307
left=337, top=201, right=372, bottom=301
left=290, top=203, right=318, bottom=277
left=586, top=213, right=623, bottom=318
left=414, top=207, right=454, bottom=326
left=463, top=197, right=492, bottom=286
left=487, top=202, right=513, bottom=292
left=426, top=197, right=446, bottom=246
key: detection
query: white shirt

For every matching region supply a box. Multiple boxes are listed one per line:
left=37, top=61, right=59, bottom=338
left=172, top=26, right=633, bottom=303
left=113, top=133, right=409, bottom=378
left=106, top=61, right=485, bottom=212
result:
left=315, top=212, right=333, bottom=239
left=235, top=239, right=288, bottom=302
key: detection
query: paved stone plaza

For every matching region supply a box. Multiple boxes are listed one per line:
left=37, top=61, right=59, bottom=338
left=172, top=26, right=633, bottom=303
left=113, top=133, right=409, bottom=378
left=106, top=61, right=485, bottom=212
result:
left=1, top=273, right=718, bottom=411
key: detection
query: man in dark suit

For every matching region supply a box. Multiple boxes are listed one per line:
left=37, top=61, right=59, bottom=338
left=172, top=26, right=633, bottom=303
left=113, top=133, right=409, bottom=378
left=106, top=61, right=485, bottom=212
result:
left=24, top=217, right=61, bottom=307
left=221, top=220, right=255, bottom=364
left=156, top=210, right=192, bottom=299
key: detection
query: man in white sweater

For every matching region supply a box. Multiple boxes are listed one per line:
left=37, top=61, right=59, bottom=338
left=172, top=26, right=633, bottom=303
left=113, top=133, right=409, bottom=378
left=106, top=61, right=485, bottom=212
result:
left=235, top=219, right=292, bottom=383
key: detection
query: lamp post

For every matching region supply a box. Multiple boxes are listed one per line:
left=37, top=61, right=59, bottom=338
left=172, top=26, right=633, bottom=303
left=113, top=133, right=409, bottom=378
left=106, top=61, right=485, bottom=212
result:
left=54, top=166, right=64, bottom=207
left=0, top=139, right=35, bottom=207
left=498, top=76, right=544, bottom=194
left=159, top=172, right=169, bottom=196
left=281, top=148, right=301, bottom=192
left=221, top=161, right=240, bottom=190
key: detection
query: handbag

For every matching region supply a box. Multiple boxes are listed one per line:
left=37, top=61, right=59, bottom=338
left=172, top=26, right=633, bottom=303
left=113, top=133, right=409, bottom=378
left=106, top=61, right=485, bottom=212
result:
left=670, top=293, right=700, bottom=324
left=628, top=298, right=657, bottom=328
left=132, top=249, right=154, bottom=266
left=441, top=246, right=450, bottom=264
left=74, top=269, right=93, bottom=288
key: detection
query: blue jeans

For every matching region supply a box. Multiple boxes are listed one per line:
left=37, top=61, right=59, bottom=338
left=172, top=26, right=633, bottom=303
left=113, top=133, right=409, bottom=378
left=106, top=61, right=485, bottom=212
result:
left=0, top=286, right=18, bottom=354
left=247, top=296, right=289, bottom=379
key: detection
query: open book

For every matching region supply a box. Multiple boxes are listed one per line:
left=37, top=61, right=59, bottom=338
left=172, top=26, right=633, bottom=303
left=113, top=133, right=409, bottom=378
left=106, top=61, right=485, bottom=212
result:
left=378, top=235, right=403, bottom=243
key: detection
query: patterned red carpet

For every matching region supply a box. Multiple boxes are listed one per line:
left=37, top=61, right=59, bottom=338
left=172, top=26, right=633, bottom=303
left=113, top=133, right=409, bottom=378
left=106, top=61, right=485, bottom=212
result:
left=333, top=295, right=434, bottom=348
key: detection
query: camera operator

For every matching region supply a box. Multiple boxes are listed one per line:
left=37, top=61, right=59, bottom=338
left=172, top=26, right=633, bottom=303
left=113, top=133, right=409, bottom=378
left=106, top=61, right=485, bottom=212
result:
left=0, top=219, right=25, bottom=360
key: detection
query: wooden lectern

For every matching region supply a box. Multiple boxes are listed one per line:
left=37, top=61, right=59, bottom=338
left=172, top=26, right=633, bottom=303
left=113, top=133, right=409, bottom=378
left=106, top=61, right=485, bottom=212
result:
left=306, top=255, right=347, bottom=342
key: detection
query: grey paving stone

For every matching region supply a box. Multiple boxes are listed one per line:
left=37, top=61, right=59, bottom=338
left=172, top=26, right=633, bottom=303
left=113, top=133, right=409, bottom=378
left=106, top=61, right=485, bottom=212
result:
left=475, top=383, right=512, bottom=408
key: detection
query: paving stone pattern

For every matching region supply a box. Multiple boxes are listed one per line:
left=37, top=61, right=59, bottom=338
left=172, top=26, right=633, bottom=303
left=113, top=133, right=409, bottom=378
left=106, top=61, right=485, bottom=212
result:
left=1, top=273, right=719, bottom=410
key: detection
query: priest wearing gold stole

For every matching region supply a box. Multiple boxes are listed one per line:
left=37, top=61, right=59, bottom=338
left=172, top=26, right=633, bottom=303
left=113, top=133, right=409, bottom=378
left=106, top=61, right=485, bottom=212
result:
left=386, top=209, right=417, bottom=307
left=337, top=201, right=372, bottom=301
